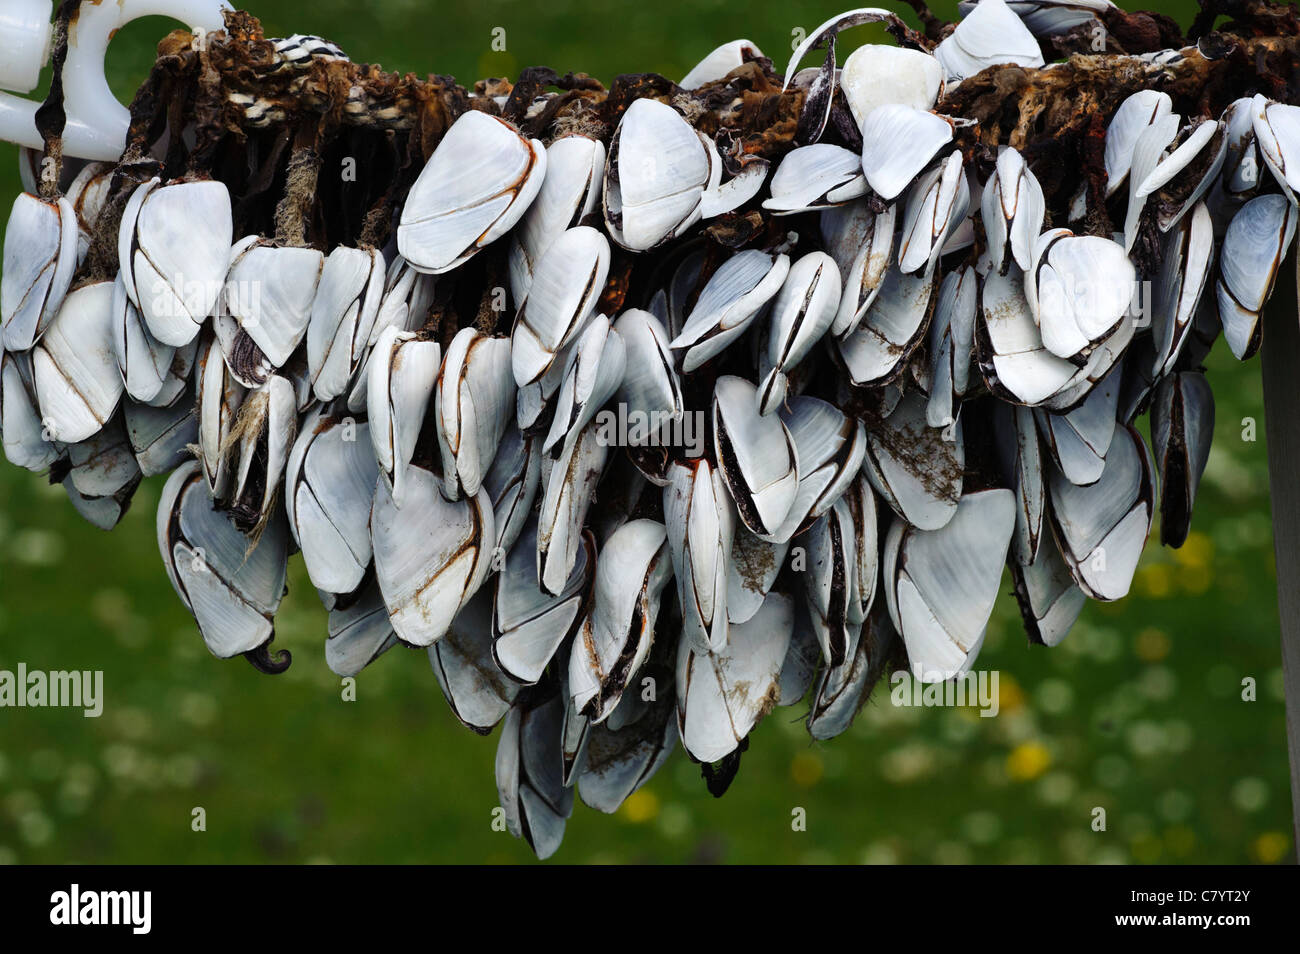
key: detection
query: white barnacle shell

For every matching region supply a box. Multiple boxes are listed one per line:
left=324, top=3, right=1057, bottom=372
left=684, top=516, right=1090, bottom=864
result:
left=977, top=265, right=1076, bottom=405
left=671, top=250, right=790, bottom=372
left=568, top=518, right=672, bottom=722
left=680, top=39, right=763, bottom=88
left=758, top=251, right=842, bottom=415
left=1253, top=97, right=1300, bottom=201
left=1, top=350, right=58, bottom=472
left=839, top=44, right=944, bottom=133
left=898, top=150, right=970, bottom=275
left=306, top=245, right=386, bottom=403
left=495, top=692, right=574, bottom=859
left=1035, top=363, right=1120, bottom=486
left=366, top=326, right=441, bottom=507
left=509, top=135, right=606, bottom=301
left=511, top=225, right=610, bottom=388
left=883, top=489, right=1015, bottom=681
left=157, top=461, right=290, bottom=662
left=712, top=375, right=800, bottom=539
left=220, top=237, right=325, bottom=385
left=1104, top=90, right=1173, bottom=197
left=432, top=588, right=522, bottom=733
left=1047, top=425, right=1154, bottom=601
left=32, top=281, right=123, bottom=444
left=1216, top=192, right=1297, bottom=359
left=837, top=265, right=934, bottom=386
left=543, top=315, right=627, bottom=460
left=934, top=0, right=1044, bottom=82
left=1026, top=229, right=1135, bottom=361
left=603, top=98, right=712, bottom=251
left=371, top=464, right=495, bottom=647
left=676, top=592, right=793, bottom=763
left=285, top=408, right=379, bottom=596
left=494, top=516, right=592, bottom=685
left=398, top=110, right=546, bottom=273
left=822, top=201, right=896, bottom=337
left=121, top=177, right=234, bottom=348
left=436, top=328, right=515, bottom=500
left=862, top=389, right=963, bottom=532
left=1, top=193, right=77, bottom=351
left=859, top=105, right=954, bottom=201
left=664, top=458, right=735, bottom=653
left=982, top=146, right=1045, bottom=274
left=762, top=144, right=868, bottom=214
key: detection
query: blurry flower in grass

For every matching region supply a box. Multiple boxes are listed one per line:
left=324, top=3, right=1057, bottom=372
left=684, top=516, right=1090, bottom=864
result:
left=1230, top=777, right=1268, bottom=813
left=1126, top=721, right=1170, bottom=757
left=58, top=764, right=98, bottom=816
left=619, top=789, right=659, bottom=823
left=881, top=743, right=936, bottom=783
left=1130, top=831, right=1162, bottom=863
left=164, top=754, right=201, bottom=788
left=932, top=842, right=972, bottom=864
left=860, top=841, right=901, bottom=865
left=996, top=674, right=1025, bottom=713
left=1034, top=678, right=1073, bottom=715
left=1157, top=789, right=1194, bottom=823
left=112, top=706, right=152, bottom=741
left=1134, top=562, right=1172, bottom=599
left=103, top=743, right=139, bottom=780
left=19, top=810, right=54, bottom=846
left=1134, top=627, right=1170, bottom=662
left=1163, top=826, right=1196, bottom=858
left=1137, top=666, right=1176, bottom=701
left=1172, top=530, right=1214, bottom=579
left=1036, top=771, right=1075, bottom=806
left=178, top=691, right=218, bottom=727
left=10, top=528, right=63, bottom=566
left=790, top=751, right=823, bottom=787
left=961, top=811, right=1001, bottom=845
left=657, top=803, right=690, bottom=839
left=1082, top=626, right=1122, bottom=663
left=91, top=588, right=131, bottom=628
left=1005, top=741, right=1050, bottom=782
left=1251, top=832, right=1291, bottom=864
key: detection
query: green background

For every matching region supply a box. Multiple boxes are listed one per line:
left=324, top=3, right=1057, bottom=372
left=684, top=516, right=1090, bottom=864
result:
left=0, top=0, right=1293, bottom=864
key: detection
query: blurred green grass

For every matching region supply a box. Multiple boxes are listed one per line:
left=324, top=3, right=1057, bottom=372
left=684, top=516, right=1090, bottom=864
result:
left=0, top=0, right=1293, bottom=864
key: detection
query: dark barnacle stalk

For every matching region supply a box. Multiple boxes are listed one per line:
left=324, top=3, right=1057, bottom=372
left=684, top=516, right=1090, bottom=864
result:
left=244, top=641, right=292, bottom=675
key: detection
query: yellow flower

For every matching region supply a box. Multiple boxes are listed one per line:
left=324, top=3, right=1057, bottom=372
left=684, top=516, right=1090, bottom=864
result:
left=1135, top=627, right=1171, bottom=663
left=1006, top=742, right=1051, bottom=782
left=791, top=751, right=824, bottom=787
left=1251, top=831, right=1291, bottom=864
left=997, top=675, right=1025, bottom=713
left=1134, top=563, right=1172, bottom=599
left=619, top=789, right=659, bottom=824
left=1172, top=531, right=1213, bottom=570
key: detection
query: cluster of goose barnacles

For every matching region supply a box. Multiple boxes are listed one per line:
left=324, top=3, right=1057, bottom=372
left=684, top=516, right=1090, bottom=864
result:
left=2, top=0, right=1299, bottom=856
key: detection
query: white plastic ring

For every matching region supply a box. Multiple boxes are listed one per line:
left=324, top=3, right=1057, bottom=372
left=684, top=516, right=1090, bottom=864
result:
left=0, top=0, right=233, bottom=162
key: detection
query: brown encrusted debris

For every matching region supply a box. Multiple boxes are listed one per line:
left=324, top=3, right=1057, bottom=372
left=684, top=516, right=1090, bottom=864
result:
left=939, top=31, right=1300, bottom=224
left=60, top=2, right=1300, bottom=305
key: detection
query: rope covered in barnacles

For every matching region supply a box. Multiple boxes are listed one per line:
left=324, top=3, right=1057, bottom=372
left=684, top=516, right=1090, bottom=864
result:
left=3, top=0, right=1300, bottom=857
